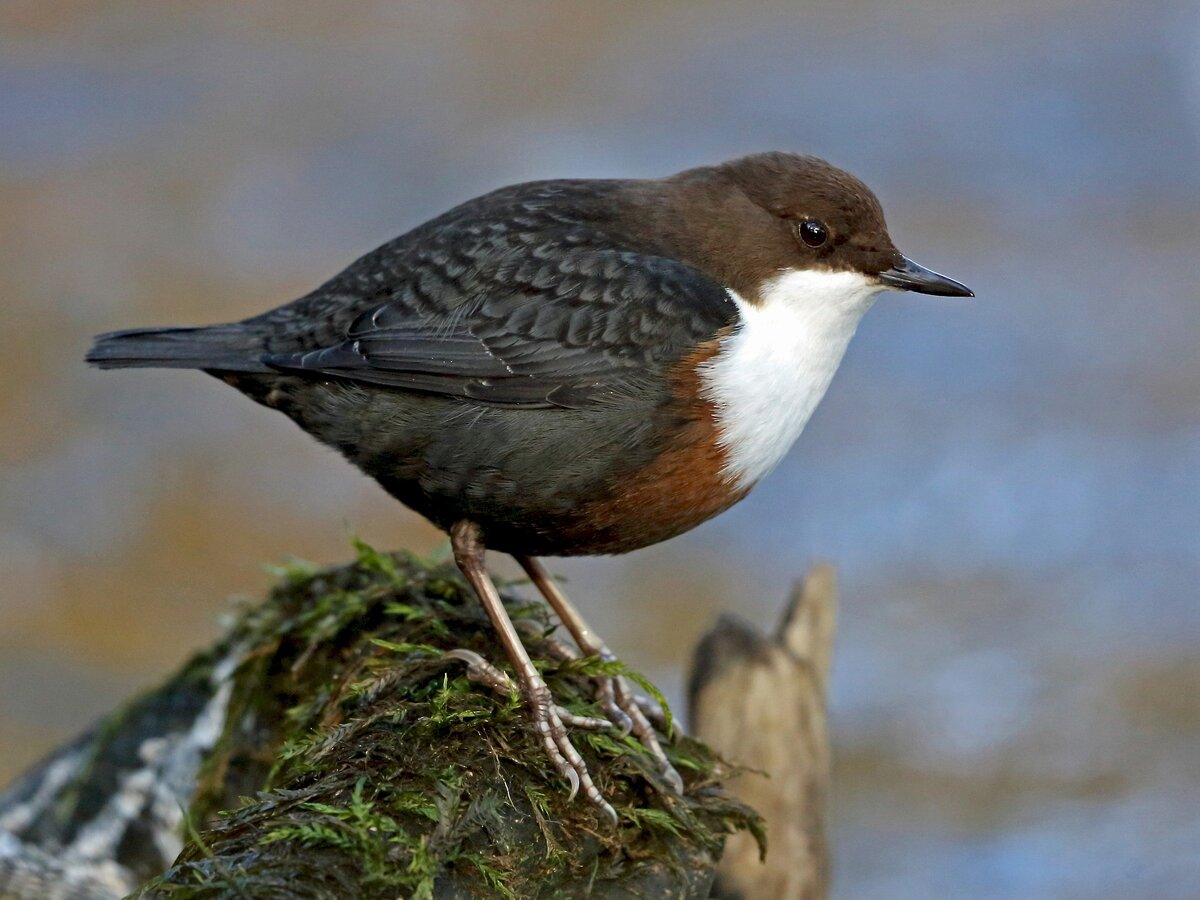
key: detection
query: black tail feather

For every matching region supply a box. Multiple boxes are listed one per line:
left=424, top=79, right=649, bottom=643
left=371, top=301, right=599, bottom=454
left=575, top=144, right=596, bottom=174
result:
left=86, top=325, right=271, bottom=372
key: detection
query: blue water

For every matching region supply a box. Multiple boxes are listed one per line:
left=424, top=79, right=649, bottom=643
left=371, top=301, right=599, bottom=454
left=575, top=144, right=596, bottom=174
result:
left=0, top=2, right=1197, bottom=896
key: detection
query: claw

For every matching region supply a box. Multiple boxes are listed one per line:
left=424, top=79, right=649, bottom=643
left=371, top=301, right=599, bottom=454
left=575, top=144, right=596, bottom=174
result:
left=661, top=763, right=685, bottom=795
left=615, top=713, right=635, bottom=738
left=607, top=709, right=634, bottom=738
left=611, top=676, right=684, bottom=795
left=564, top=766, right=580, bottom=802
left=596, top=678, right=635, bottom=736
left=598, top=801, right=619, bottom=827
left=444, top=645, right=617, bottom=821
left=443, top=648, right=515, bottom=695
left=447, top=646, right=681, bottom=803
left=443, top=647, right=486, bottom=668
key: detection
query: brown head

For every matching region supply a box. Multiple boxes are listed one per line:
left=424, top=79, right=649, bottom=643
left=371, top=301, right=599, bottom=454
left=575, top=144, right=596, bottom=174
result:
left=634, top=151, right=972, bottom=302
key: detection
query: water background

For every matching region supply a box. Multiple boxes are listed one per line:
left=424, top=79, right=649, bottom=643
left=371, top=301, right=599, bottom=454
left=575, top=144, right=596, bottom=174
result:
left=1, top=3, right=1197, bottom=897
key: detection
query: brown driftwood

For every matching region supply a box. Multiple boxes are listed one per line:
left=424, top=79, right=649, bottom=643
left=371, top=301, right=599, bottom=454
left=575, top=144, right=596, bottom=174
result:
left=689, top=565, right=836, bottom=900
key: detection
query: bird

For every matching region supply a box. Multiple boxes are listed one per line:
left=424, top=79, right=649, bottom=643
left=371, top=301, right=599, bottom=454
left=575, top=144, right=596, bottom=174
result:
left=87, top=151, right=971, bottom=823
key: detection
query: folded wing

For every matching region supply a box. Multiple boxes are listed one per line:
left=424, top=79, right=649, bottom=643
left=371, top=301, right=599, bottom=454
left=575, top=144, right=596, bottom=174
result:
left=265, top=248, right=737, bottom=408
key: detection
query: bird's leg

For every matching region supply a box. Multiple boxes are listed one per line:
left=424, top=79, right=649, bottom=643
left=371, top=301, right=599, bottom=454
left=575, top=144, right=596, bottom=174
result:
left=513, top=619, right=669, bottom=730
left=450, top=521, right=617, bottom=824
left=516, top=555, right=684, bottom=795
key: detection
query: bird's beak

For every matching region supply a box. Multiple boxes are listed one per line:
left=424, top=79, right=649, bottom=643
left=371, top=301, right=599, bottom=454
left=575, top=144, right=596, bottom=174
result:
left=878, top=256, right=973, bottom=297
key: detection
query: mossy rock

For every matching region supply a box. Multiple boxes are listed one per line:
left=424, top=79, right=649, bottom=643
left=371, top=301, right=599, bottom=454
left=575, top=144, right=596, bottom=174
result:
left=130, top=544, right=761, bottom=898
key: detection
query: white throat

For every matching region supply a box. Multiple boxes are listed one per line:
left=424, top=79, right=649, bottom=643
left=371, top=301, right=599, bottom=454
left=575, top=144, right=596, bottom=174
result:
left=700, top=268, right=882, bottom=490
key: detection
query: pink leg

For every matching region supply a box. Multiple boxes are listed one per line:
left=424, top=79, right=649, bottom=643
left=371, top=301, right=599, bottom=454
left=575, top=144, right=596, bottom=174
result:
left=450, top=521, right=617, bottom=824
left=516, top=555, right=683, bottom=795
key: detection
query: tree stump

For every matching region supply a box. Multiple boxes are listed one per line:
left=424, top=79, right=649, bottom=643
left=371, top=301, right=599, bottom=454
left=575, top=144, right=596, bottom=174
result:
left=689, top=564, right=836, bottom=900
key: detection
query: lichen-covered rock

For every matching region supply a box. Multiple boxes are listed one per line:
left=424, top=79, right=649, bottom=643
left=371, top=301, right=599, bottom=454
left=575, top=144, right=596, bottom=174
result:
left=2, top=544, right=761, bottom=899
left=0, top=616, right=240, bottom=896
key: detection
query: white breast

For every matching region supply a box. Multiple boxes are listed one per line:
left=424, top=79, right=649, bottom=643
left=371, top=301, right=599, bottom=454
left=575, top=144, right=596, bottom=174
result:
left=700, top=269, right=882, bottom=490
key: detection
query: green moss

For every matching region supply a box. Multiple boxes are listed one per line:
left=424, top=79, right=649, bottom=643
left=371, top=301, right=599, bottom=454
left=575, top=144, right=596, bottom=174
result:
left=136, top=542, right=761, bottom=898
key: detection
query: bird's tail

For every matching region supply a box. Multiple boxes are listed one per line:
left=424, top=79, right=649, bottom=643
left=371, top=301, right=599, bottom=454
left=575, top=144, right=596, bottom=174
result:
left=86, top=324, right=272, bottom=372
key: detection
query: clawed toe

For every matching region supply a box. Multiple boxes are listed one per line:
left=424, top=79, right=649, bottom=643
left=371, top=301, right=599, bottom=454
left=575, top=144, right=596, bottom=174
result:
left=443, top=648, right=618, bottom=824
left=625, top=687, right=669, bottom=732
left=595, top=679, right=635, bottom=736
left=443, top=648, right=513, bottom=695
left=607, top=674, right=683, bottom=794
left=528, top=683, right=619, bottom=824
left=445, top=644, right=683, bottom=803
left=514, top=556, right=684, bottom=796
left=556, top=709, right=614, bottom=731
left=444, top=649, right=613, bottom=731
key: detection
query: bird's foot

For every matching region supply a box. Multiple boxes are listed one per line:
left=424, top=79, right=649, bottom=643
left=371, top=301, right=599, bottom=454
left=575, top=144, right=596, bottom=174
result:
left=443, top=648, right=618, bottom=824
left=515, top=557, right=684, bottom=795
left=444, top=648, right=611, bottom=731
left=514, top=623, right=682, bottom=796
left=593, top=659, right=684, bottom=795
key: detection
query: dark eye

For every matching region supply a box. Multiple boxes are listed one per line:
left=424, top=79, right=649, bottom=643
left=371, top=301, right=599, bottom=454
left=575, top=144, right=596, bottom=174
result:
left=798, top=218, right=828, bottom=248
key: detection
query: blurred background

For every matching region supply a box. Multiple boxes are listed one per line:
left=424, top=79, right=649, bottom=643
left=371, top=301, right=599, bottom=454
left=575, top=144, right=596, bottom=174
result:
left=1, top=1, right=1198, bottom=897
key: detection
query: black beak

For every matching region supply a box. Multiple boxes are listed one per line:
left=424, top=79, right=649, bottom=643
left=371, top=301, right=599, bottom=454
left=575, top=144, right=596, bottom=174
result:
left=878, top=256, right=974, bottom=297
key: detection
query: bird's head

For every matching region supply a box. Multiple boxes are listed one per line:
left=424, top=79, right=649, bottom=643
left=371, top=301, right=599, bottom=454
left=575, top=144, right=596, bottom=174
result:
left=664, top=151, right=973, bottom=303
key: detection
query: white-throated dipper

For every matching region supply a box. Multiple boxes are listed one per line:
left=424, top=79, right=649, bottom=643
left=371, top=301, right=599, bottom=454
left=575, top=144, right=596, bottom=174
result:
left=88, top=152, right=972, bottom=823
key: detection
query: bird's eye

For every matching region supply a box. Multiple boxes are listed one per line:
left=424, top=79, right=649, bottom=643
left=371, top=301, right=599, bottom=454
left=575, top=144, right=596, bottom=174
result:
left=798, top=219, right=829, bottom=248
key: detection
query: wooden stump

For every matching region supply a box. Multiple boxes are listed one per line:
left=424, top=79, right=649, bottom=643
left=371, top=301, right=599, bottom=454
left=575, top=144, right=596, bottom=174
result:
left=689, top=565, right=836, bottom=900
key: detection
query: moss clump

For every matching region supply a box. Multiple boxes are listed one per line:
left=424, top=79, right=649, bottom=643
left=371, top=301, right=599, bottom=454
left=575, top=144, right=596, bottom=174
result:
left=137, top=544, right=761, bottom=898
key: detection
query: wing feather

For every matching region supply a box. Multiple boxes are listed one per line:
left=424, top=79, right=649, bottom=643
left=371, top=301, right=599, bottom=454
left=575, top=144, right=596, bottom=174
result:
left=265, top=242, right=736, bottom=408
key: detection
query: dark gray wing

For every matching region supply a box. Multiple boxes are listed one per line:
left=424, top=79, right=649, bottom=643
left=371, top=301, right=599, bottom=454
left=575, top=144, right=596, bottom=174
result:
left=264, top=247, right=737, bottom=408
